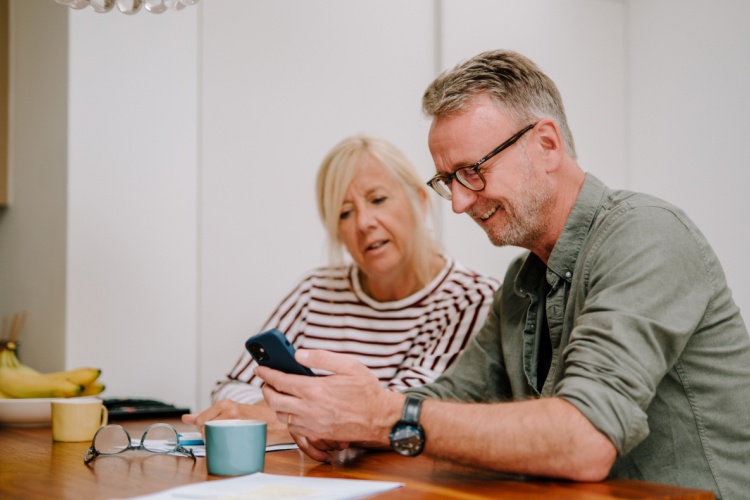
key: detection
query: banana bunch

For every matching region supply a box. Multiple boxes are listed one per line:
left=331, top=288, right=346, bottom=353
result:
left=0, top=342, right=105, bottom=399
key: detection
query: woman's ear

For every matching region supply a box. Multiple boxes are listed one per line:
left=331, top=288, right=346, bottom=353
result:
left=416, top=186, right=430, bottom=217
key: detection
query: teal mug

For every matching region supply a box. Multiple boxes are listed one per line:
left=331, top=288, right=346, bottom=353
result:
left=205, top=419, right=267, bottom=476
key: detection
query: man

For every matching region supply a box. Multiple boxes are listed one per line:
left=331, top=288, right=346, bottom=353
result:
left=257, top=50, right=750, bottom=498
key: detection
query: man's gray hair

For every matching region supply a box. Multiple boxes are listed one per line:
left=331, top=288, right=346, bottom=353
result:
left=423, top=50, right=577, bottom=159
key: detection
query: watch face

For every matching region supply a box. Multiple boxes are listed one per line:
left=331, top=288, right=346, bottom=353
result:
left=390, top=423, right=424, bottom=456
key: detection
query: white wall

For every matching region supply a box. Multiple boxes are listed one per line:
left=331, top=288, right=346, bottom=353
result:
left=2, top=0, right=747, bottom=414
left=628, top=0, right=750, bottom=315
left=66, top=7, right=199, bottom=407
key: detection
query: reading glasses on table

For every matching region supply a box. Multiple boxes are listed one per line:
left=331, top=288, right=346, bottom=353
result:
left=84, top=423, right=196, bottom=465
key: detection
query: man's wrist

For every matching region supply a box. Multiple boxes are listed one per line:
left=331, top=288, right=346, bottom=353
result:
left=389, top=395, right=426, bottom=456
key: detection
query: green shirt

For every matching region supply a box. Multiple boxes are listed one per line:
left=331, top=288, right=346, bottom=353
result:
left=407, top=174, right=750, bottom=499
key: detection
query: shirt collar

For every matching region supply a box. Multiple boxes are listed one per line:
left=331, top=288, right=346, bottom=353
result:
left=515, top=173, right=608, bottom=293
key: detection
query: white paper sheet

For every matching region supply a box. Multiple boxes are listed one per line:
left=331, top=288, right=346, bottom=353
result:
left=117, top=472, right=404, bottom=500
left=184, top=442, right=299, bottom=456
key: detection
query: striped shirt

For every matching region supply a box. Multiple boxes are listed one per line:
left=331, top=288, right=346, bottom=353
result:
left=211, top=256, right=499, bottom=404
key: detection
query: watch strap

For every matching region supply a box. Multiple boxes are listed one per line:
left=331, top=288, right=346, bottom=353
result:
left=401, top=396, right=423, bottom=425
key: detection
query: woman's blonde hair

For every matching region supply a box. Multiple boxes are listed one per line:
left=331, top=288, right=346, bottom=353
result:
left=315, top=134, right=440, bottom=284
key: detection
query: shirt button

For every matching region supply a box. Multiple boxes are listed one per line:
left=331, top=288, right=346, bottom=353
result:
left=565, top=272, right=572, bottom=278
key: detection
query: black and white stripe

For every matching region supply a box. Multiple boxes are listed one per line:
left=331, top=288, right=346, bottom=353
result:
left=212, top=257, right=499, bottom=404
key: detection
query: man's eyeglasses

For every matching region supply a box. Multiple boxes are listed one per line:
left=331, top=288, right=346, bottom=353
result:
left=83, top=423, right=197, bottom=465
left=426, top=123, right=536, bottom=200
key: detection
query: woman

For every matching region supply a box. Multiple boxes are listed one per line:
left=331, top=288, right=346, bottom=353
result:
left=183, top=135, right=498, bottom=444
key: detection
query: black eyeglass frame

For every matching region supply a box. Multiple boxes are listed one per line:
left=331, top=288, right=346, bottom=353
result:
left=83, top=422, right=197, bottom=465
left=426, top=122, right=536, bottom=200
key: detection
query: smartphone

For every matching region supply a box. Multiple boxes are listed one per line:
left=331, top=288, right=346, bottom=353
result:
left=245, top=329, right=315, bottom=376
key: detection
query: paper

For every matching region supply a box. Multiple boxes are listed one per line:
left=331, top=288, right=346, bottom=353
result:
left=183, top=443, right=299, bottom=456
left=118, top=472, right=403, bottom=500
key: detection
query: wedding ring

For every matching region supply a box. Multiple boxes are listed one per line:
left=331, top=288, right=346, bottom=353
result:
left=287, top=413, right=293, bottom=426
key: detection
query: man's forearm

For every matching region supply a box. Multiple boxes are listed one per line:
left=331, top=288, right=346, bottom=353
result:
left=417, top=397, right=616, bottom=481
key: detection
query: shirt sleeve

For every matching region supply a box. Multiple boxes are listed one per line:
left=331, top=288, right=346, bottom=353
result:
left=210, top=273, right=314, bottom=404
left=555, top=204, right=715, bottom=455
left=211, top=381, right=264, bottom=404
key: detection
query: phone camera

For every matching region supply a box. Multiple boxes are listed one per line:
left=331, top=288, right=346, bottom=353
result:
left=248, top=342, right=269, bottom=362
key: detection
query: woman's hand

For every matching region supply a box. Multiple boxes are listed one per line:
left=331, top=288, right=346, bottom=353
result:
left=181, top=399, right=294, bottom=445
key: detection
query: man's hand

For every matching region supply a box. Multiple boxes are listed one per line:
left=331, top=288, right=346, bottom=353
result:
left=257, top=349, right=404, bottom=461
left=181, top=399, right=294, bottom=445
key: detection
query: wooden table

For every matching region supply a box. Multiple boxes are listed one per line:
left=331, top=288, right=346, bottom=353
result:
left=0, top=417, right=714, bottom=499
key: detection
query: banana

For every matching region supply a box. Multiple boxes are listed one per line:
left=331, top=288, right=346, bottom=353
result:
left=79, top=381, right=106, bottom=397
left=13, top=363, right=41, bottom=376
left=43, top=367, right=101, bottom=386
left=0, top=386, right=15, bottom=398
left=0, top=348, right=19, bottom=369
left=0, top=348, right=22, bottom=397
left=0, top=367, right=83, bottom=398
left=0, top=342, right=104, bottom=398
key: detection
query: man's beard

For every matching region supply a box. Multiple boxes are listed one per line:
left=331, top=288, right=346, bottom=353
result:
left=481, top=154, right=553, bottom=248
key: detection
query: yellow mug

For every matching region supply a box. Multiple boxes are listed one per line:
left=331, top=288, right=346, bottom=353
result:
left=51, top=398, right=108, bottom=442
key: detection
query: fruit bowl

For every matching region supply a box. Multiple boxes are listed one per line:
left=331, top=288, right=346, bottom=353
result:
left=0, top=398, right=61, bottom=426
left=0, top=396, right=106, bottom=427
left=0, top=397, right=105, bottom=427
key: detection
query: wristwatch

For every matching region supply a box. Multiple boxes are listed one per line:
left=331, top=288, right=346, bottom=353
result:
left=389, top=396, right=425, bottom=456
